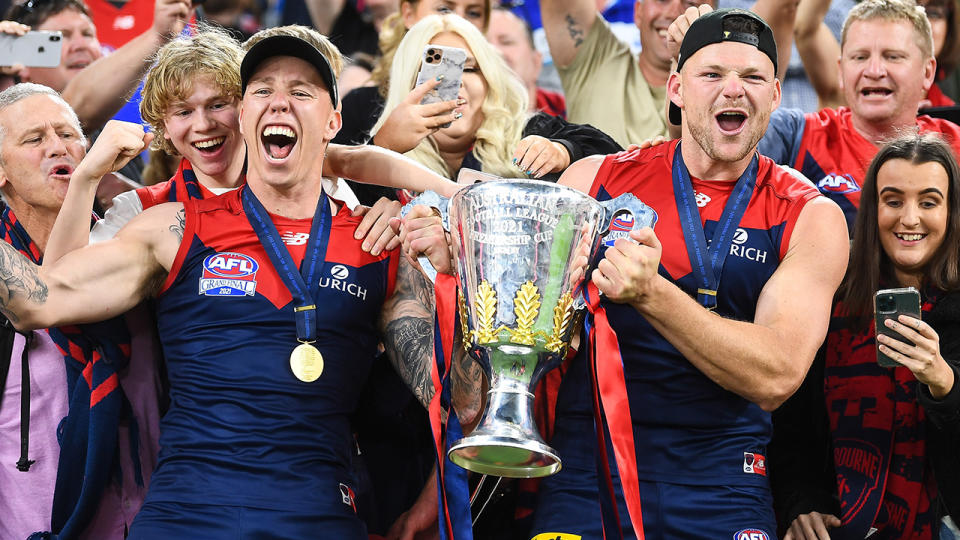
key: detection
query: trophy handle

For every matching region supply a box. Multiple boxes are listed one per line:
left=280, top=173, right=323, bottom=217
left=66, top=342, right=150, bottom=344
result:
left=400, top=190, right=450, bottom=230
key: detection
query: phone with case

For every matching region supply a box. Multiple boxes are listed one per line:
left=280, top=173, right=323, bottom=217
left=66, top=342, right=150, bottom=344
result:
left=415, top=44, right=466, bottom=127
left=0, top=31, right=62, bottom=68
left=874, top=287, right=921, bottom=367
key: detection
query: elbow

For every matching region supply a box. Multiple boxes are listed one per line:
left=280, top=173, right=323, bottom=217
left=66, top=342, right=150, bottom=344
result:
left=8, top=311, right=48, bottom=332
left=756, top=363, right=806, bottom=412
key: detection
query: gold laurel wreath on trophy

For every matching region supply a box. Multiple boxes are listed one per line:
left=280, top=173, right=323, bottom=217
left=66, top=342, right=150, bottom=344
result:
left=457, top=279, right=575, bottom=354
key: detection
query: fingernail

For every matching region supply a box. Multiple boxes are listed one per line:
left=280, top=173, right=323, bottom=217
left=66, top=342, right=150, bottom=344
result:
left=457, top=98, right=466, bottom=105
left=454, top=112, right=463, bottom=119
left=436, top=75, right=444, bottom=81
left=512, top=157, right=518, bottom=164
left=362, top=242, right=370, bottom=251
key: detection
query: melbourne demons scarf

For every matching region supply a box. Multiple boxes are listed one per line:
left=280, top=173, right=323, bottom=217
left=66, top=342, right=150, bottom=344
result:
left=0, top=204, right=137, bottom=540
left=825, top=295, right=940, bottom=540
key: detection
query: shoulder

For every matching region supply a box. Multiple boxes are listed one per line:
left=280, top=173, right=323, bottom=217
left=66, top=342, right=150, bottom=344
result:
left=758, top=156, right=821, bottom=202
left=919, top=116, right=960, bottom=145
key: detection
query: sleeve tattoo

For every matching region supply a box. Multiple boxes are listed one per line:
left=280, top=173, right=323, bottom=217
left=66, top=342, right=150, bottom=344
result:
left=381, top=259, right=438, bottom=408
left=0, top=242, right=48, bottom=323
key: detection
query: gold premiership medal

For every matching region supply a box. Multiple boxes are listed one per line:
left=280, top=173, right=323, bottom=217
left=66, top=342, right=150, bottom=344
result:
left=290, top=342, right=324, bottom=382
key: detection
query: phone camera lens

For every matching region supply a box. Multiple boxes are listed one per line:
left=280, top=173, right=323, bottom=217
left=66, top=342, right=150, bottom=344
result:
left=50, top=35, right=60, bottom=41
left=427, top=48, right=436, bottom=56
left=433, top=54, right=442, bottom=61
left=38, top=46, right=44, bottom=53
left=878, top=296, right=896, bottom=312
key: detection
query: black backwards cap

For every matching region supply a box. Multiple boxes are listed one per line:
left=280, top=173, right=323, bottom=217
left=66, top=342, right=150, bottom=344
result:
left=240, top=35, right=339, bottom=108
left=669, top=8, right=777, bottom=125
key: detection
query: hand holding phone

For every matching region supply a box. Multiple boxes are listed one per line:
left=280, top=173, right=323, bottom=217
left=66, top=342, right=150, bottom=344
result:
left=0, top=31, right=62, bottom=68
left=874, top=287, right=921, bottom=367
left=415, top=45, right=466, bottom=127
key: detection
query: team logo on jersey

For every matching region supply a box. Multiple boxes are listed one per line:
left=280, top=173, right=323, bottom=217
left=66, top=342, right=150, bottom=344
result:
left=280, top=231, right=309, bottom=246
left=113, top=15, right=135, bottom=30
left=602, top=213, right=635, bottom=247
left=339, top=483, right=357, bottom=513
left=531, top=534, right=582, bottom=540
left=695, top=190, right=711, bottom=207
left=319, top=264, right=368, bottom=300
left=733, top=529, right=770, bottom=540
left=818, top=173, right=861, bottom=194
left=199, top=252, right=259, bottom=297
left=743, top=452, right=767, bottom=476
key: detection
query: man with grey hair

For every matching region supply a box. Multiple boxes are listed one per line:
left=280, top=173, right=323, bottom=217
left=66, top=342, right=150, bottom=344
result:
left=0, top=82, right=161, bottom=540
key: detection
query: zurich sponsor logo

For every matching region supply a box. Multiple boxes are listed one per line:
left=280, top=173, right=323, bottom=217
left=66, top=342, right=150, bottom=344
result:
left=732, top=228, right=748, bottom=245
left=733, top=529, right=770, bottom=540
left=319, top=264, right=368, bottom=300
left=199, top=252, right=259, bottom=297
left=818, top=173, right=861, bottom=194
left=331, top=264, right=349, bottom=280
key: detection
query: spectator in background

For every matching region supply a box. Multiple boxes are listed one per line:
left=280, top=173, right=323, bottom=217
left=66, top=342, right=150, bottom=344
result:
left=486, top=6, right=566, bottom=118
left=277, top=0, right=398, bottom=58
left=793, top=0, right=960, bottom=110
left=770, top=133, right=960, bottom=540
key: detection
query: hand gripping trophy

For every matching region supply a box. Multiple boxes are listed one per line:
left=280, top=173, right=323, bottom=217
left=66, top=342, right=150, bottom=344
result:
left=411, top=177, right=656, bottom=478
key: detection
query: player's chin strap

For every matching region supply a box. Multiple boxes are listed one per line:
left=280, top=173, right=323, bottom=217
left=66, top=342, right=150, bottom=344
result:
left=584, top=282, right=645, bottom=540
left=428, top=272, right=473, bottom=540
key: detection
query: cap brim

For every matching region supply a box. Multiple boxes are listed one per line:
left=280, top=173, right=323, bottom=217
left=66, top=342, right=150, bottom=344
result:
left=241, top=35, right=338, bottom=107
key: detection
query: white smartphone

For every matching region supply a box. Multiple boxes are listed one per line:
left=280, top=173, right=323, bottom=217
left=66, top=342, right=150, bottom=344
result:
left=415, top=44, right=466, bottom=127
left=0, top=31, right=63, bottom=68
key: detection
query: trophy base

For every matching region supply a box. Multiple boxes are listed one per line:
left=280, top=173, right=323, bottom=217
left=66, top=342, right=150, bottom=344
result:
left=448, top=435, right=561, bottom=478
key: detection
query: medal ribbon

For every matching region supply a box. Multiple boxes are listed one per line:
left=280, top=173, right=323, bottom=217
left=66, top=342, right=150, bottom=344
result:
left=584, top=282, right=645, bottom=539
left=242, top=186, right=331, bottom=343
left=428, top=273, right=473, bottom=540
left=672, top=143, right=758, bottom=309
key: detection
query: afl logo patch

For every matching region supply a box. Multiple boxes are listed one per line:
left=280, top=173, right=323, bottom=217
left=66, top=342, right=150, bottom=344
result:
left=199, top=252, right=259, bottom=297
left=818, top=173, right=861, bottom=194
left=734, top=529, right=770, bottom=540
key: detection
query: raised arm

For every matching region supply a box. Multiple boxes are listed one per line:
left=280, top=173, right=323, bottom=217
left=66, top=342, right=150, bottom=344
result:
left=539, top=0, right=598, bottom=68
left=794, top=0, right=843, bottom=109
left=324, top=143, right=460, bottom=198
left=0, top=202, right=180, bottom=330
left=43, top=121, right=153, bottom=265
left=61, top=0, right=191, bottom=133
left=749, top=0, right=801, bottom=81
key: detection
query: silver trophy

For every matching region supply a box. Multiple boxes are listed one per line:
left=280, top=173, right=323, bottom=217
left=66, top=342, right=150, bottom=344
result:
left=408, top=179, right=656, bottom=478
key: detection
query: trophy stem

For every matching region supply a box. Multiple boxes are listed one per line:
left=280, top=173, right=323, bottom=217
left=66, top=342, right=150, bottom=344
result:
left=448, top=375, right=561, bottom=478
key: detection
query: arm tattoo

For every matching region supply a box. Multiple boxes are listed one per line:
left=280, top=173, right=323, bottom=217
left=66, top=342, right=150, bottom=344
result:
left=0, top=241, right=48, bottom=322
left=566, top=14, right=584, bottom=48
left=450, top=343, right=484, bottom=427
left=381, top=259, right=437, bottom=408
left=169, top=208, right=185, bottom=242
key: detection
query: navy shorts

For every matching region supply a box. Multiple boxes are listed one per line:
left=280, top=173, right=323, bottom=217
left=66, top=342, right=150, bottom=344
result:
left=529, top=420, right=777, bottom=540
left=128, top=501, right=368, bottom=540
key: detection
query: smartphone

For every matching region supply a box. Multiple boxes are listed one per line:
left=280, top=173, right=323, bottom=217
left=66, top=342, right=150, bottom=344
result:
left=415, top=45, right=466, bottom=127
left=874, top=287, right=921, bottom=367
left=0, top=31, right=62, bottom=68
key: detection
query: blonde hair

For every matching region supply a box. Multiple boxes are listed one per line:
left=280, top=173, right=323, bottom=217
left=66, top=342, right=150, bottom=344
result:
left=243, top=25, right=345, bottom=76
left=372, top=14, right=528, bottom=179
left=842, top=0, right=935, bottom=58
left=140, top=25, right=243, bottom=155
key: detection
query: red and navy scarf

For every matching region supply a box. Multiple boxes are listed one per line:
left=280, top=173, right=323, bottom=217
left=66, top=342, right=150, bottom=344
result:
left=825, top=294, right=941, bottom=540
left=0, top=204, right=138, bottom=540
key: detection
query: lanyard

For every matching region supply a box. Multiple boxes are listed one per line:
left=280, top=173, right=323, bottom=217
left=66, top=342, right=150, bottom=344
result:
left=242, top=185, right=331, bottom=342
left=672, top=143, right=758, bottom=310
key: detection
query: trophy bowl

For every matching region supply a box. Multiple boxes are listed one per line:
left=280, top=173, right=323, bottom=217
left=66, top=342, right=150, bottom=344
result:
left=445, top=179, right=656, bottom=478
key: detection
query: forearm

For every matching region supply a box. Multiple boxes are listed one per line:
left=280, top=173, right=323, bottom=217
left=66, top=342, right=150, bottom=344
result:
left=327, top=144, right=460, bottom=197
left=43, top=171, right=99, bottom=266
left=539, top=0, right=597, bottom=68
left=635, top=276, right=808, bottom=411
left=750, top=0, right=800, bottom=81
left=794, top=0, right=843, bottom=107
left=61, top=30, right=164, bottom=133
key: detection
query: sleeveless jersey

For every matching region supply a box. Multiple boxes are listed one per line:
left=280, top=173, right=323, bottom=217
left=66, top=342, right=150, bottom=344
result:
left=759, top=107, right=960, bottom=234
left=146, top=186, right=398, bottom=512
left=555, top=141, right=820, bottom=487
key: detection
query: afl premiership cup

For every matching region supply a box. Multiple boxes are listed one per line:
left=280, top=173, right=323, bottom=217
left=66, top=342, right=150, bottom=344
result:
left=438, top=179, right=657, bottom=478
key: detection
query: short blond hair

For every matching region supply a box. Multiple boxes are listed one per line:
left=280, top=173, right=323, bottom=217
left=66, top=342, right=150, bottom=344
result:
left=140, top=25, right=244, bottom=155
left=842, top=0, right=935, bottom=58
left=243, top=25, right=345, bottom=76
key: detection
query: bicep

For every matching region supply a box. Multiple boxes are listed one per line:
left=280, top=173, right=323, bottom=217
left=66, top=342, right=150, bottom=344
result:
left=557, top=154, right=603, bottom=194
left=754, top=199, right=848, bottom=358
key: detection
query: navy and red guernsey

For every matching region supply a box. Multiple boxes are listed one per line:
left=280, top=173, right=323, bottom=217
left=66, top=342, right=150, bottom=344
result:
left=759, top=107, right=960, bottom=234
left=532, top=141, right=819, bottom=539
left=143, top=186, right=398, bottom=524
